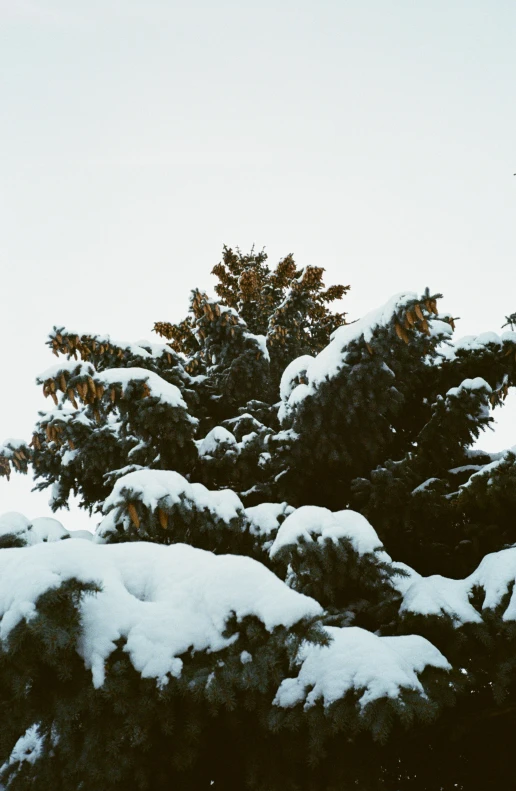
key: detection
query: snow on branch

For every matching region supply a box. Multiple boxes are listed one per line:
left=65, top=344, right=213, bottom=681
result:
left=47, top=326, right=178, bottom=367
left=278, top=291, right=448, bottom=416
left=305, top=291, right=445, bottom=387
left=98, top=468, right=244, bottom=537
left=441, top=330, right=516, bottom=361
left=458, top=446, right=516, bottom=489
left=0, top=512, right=93, bottom=547
left=279, top=355, right=314, bottom=402
left=0, top=439, right=30, bottom=478
left=269, top=506, right=385, bottom=560
left=0, top=541, right=322, bottom=688
left=274, top=626, right=450, bottom=710
left=399, top=546, right=516, bottom=625
left=3, top=724, right=44, bottom=771
left=98, top=368, right=189, bottom=410
left=36, top=360, right=194, bottom=421
left=445, top=377, right=492, bottom=399
left=245, top=502, right=294, bottom=538
left=195, top=426, right=239, bottom=458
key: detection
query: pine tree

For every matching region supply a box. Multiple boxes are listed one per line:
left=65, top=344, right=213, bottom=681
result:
left=1, top=247, right=516, bottom=790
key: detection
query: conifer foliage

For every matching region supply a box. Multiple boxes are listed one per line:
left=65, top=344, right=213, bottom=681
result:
left=0, top=247, right=516, bottom=790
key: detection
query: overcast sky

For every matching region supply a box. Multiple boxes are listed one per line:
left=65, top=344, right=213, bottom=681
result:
left=1, top=0, right=515, bottom=531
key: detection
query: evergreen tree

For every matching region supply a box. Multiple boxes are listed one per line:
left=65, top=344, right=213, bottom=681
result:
left=0, top=247, right=516, bottom=790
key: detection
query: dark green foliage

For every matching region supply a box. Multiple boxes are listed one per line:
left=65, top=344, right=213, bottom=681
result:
left=102, top=483, right=258, bottom=558
left=0, top=579, right=98, bottom=788
left=0, top=579, right=328, bottom=791
left=0, top=534, right=27, bottom=549
left=271, top=534, right=400, bottom=628
left=27, top=339, right=198, bottom=515
left=209, top=246, right=349, bottom=393
left=273, top=291, right=447, bottom=509
left=456, top=451, right=516, bottom=557
left=1, top=250, right=516, bottom=790
left=9, top=249, right=348, bottom=518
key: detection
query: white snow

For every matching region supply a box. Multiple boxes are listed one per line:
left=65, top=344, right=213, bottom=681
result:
left=1, top=438, right=27, bottom=450
left=279, top=355, right=315, bottom=401
left=61, top=449, right=79, bottom=467
left=401, top=574, right=481, bottom=625
left=0, top=512, right=92, bottom=546
left=38, top=406, right=90, bottom=427
left=224, top=413, right=263, bottom=432
left=4, top=724, right=43, bottom=768
left=390, top=562, right=421, bottom=596
left=0, top=512, right=33, bottom=542
left=68, top=530, right=94, bottom=541
left=277, top=293, right=449, bottom=415
left=427, top=319, right=453, bottom=339
left=0, top=541, right=322, bottom=688
left=465, top=448, right=493, bottom=459
left=99, top=469, right=244, bottom=537
left=287, top=384, right=311, bottom=406
left=446, top=377, right=492, bottom=398
left=36, top=360, right=94, bottom=382
left=458, top=445, right=516, bottom=489
left=244, top=502, right=294, bottom=538
left=274, top=626, right=450, bottom=709
left=0, top=439, right=29, bottom=460
left=269, top=506, right=384, bottom=559
left=244, top=332, right=270, bottom=361
left=239, top=431, right=258, bottom=449
left=98, top=368, right=189, bottom=411
left=31, top=518, right=69, bottom=543
left=0, top=513, right=69, bottom=546
left=50, top=330, right=176, bottom=362
left=400, top=546, right=516, bottom=625
left=196, top=426, right=238, bottom=457
left=278, top=383, right=311, bottom=422
left=411, top=478, right=441, bottom=494
left=307, top=292, right=418, bottom=388
left=448, top=465, right=484, bottom=474
left=130, top=339, right=177, bottom=360
left=440, top=330, right=516, bottom=361
left=273, top=428, right=299, bottom=445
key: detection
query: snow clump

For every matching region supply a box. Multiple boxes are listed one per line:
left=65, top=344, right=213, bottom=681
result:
left=0, top=541, right=322, bottom=689
left=269, top=506, right=385, bottom=559
left=274, top=626, right=450, bottom=709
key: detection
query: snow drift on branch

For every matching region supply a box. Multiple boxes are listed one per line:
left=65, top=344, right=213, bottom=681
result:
left=278, top=291, right=452, bottom=417
left=400, top=546, right=516, bottom=624
left=98, top=469, right=244, bottom=537
left=195, top=426, right=238, bottom=458
left=274, top=626, right=450, bottom=709
left=306, top=292, right=420, bottom=387
left=0, top=541, right=322, bottom=688
left=245, top=502, right=294, bottom=538
left=98, top=367, right=189, bottom=410
left=441, top=330, right=516, bottom=361
left=269, top=506, right=385, bottom=559
left=0, top=512, right=92, bottom=545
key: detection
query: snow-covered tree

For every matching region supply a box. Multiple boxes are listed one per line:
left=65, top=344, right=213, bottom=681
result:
left=0, top=248, right=516, bottom=790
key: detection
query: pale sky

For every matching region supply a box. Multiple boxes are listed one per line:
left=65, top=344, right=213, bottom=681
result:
left=1, top=0, right=515, bottom=531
